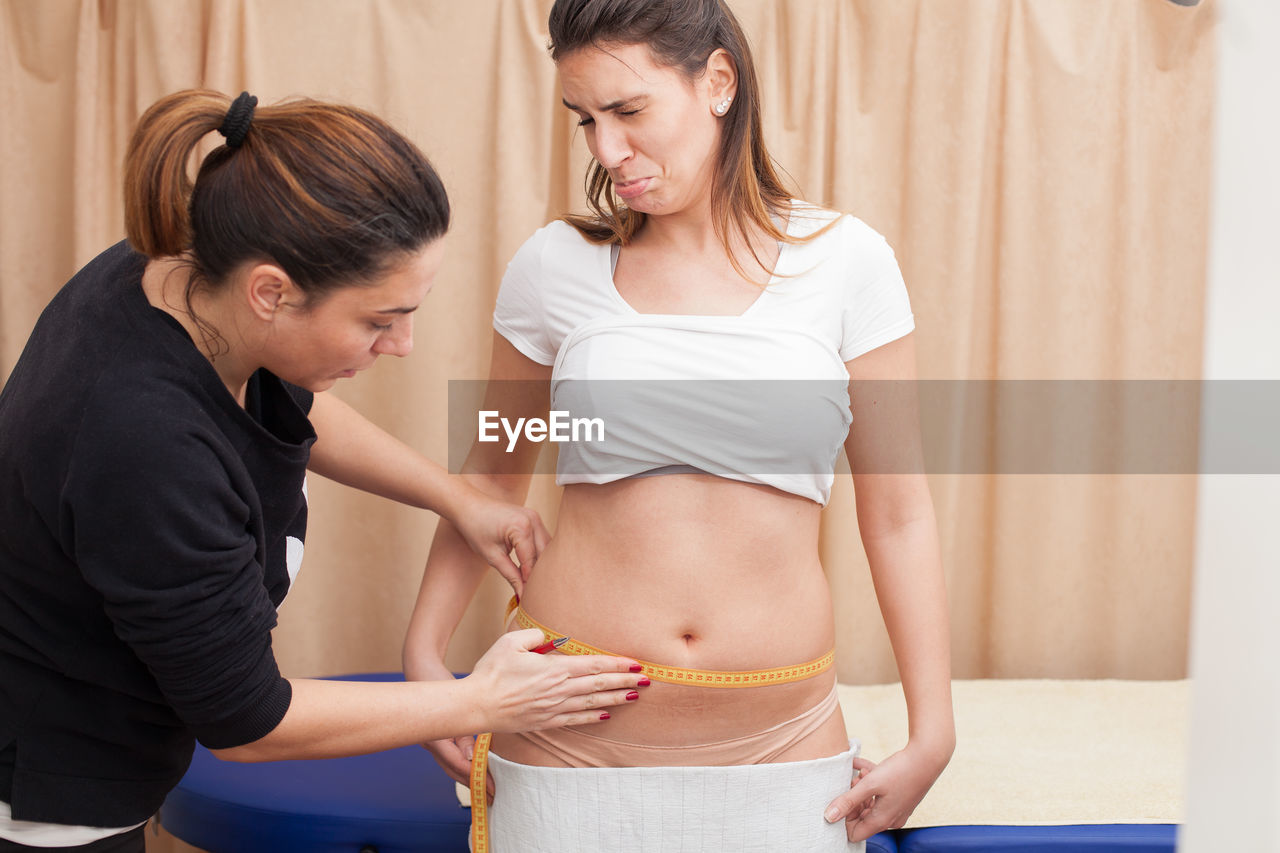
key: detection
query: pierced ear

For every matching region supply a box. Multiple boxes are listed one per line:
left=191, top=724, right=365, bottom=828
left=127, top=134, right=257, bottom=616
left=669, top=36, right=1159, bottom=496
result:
left=706, top=48, right=738, bottom=116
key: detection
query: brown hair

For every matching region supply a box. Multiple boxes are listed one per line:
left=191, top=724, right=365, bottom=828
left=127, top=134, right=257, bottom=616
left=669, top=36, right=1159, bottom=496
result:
left=548, top=0, right=822, bottom=280
left=123, top=89, right=449, bottom=337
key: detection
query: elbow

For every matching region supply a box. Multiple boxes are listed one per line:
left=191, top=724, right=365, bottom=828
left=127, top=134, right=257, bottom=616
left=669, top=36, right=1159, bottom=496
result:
left=921, top=730, right=957, bottom=771
left=208, top=744, right=257, bottom=763
left=196, top=677, right=295, bottom=763
left=207, top=740, right=273, bottom=763
left=859, top=511, right=937, bottom=546
left=461, top=470, right=534, bottom=504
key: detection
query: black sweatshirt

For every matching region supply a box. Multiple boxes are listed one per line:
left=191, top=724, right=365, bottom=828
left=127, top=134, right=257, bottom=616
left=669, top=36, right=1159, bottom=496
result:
left=0, top=241, right=314, bottom=826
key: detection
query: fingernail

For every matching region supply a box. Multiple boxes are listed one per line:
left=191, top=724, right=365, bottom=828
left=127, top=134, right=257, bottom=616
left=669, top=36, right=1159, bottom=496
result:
left=629, top=664, right=644, bottom=673
left=600, top=712, right=611, bottom=720
left=824, top=807, right=841, bottom=823
left=626, top=691, right=639, bottom=701
left=637, top=677, right=651, bottom=686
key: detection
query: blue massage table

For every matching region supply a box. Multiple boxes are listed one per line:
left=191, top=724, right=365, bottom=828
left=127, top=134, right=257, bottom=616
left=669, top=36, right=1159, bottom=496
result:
left=893, top=824, right=1178, bottom=852
left=159, top=674, right=1176, bottom=852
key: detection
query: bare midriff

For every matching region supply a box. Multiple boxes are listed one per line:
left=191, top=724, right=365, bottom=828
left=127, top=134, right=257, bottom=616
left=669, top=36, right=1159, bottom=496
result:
left=491, top=473, right=848, bottom=767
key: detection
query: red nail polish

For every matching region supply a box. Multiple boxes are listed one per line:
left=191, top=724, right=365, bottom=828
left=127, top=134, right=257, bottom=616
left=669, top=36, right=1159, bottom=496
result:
left=599, top=712, right=611, bottom=720
left=629, top=664, right=644, bottom=673
left=626, top=691, right=639, bottom=701
left=637, top=677, right=651, bottom=687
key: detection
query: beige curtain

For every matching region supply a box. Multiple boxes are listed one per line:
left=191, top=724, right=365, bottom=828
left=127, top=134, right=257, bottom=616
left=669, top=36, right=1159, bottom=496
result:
left=1, top=2, right=1213, bottom=845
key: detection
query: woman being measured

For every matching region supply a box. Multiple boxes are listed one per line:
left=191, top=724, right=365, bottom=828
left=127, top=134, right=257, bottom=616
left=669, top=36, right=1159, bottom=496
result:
left=404, top=1, right=954, bottom=851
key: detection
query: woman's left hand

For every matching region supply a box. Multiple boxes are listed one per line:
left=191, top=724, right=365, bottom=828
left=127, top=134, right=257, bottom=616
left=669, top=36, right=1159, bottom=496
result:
left=824, top=742, right=950, bottom=843
left=449, top=489, right=550, bottom=598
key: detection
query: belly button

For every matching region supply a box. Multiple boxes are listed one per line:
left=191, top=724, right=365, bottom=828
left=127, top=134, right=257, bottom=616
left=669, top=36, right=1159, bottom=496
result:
left=682, top=633, right=695, bottom=644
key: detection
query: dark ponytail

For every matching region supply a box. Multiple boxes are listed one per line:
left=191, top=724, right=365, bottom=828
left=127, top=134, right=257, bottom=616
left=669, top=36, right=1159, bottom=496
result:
left=123, top=89, right=450, bottom=305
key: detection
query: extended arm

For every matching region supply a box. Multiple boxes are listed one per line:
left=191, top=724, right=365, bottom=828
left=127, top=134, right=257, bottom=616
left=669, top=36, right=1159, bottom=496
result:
left=826, top=333, right=955, bottom=841
left=401, top=334, right=554, bottom=783
left=213, top=628, right=641, bottom=762
left=228, top=389, right=644, bottom=762
left=307, top=389, right=548, bottom=586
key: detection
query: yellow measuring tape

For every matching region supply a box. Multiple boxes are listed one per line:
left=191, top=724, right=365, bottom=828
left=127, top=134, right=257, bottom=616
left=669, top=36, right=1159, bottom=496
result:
left=508, top=598, right=835, bottom=686
left=469, top=598, right=835, bottom=851
left=469, top=732, right=494, bottom=853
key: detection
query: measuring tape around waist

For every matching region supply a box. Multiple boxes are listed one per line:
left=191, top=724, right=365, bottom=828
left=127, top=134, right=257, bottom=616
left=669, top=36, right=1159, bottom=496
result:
left=505, top=596, right=835, bottom=687
left=469, top=597, right=836, bottom=851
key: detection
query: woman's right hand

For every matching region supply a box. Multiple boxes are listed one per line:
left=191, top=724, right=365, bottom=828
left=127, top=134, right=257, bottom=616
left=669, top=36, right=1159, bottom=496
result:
left=445, top=487, right=549, bottom=601
left=408, top=657, right=478, bottom=787
left=412, top=630, right=646, bottom=786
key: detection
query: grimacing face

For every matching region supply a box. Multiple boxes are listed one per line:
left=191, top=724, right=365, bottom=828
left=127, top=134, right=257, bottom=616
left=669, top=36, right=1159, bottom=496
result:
left=559, top=42, right=731, bottom=219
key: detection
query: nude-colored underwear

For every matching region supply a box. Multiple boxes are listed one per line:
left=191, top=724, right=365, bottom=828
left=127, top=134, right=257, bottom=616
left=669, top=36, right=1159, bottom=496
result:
left=499, top=682, right=841, bottom=767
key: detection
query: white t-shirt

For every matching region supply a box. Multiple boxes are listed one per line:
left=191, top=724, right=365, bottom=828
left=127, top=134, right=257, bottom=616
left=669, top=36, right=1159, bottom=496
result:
left=0, top=800, right=142, bottom=846
left=493, top=201, right=915, bottom=505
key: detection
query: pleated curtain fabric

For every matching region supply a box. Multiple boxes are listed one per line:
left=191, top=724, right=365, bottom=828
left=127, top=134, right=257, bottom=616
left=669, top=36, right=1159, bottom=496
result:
left=0, top=0, right=1213, bottom=743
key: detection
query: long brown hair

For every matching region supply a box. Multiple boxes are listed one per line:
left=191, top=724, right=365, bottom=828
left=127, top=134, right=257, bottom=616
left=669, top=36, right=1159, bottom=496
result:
left=123, top=89, right=449, bottom=344
left=548, top=0, right=824, bottom=281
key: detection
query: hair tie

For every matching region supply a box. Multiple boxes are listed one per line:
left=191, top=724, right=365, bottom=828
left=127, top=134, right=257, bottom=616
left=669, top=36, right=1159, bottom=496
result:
left=218, top=91, right=258, bottom=149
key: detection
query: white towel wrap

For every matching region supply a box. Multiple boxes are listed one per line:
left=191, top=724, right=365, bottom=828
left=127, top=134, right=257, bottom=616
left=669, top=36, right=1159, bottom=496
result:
left=484, top=740, right=866, bottom=853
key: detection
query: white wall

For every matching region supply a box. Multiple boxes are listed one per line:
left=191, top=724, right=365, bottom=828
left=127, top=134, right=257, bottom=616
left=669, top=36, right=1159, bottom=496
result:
left=1181, top=0, right=1280, bottom=849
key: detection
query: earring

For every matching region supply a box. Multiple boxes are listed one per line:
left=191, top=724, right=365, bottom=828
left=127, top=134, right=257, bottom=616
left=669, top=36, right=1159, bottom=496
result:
left=714, top=96, right=733, bottom=115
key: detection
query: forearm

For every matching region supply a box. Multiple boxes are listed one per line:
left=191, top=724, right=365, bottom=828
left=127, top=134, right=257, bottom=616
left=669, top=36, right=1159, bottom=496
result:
left=400, top=335, right=552, bottom=675
left=861, top=510, right=955, bottom=759
left=403, top=471, right=536, bottom=672
left=212, top=677, right=480, bottom=762
left=403, top=517, right=494, bottom=670
left=306, top=391, right=471, bottom=520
